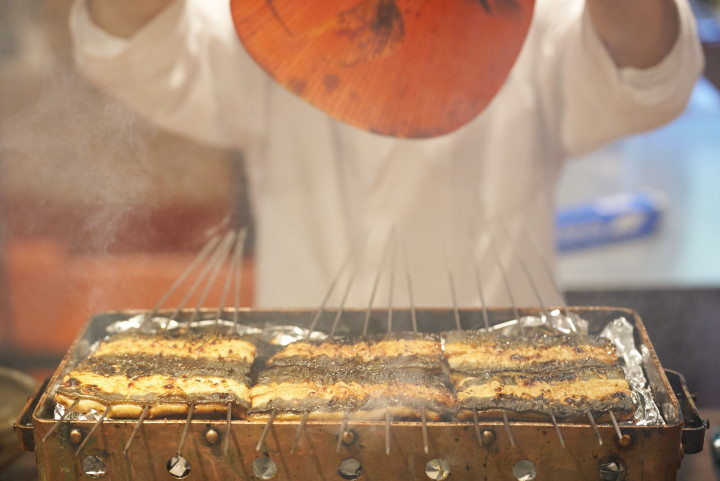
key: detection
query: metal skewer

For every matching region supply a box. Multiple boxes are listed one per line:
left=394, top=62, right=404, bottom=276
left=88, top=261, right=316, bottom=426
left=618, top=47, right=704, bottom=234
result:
left=609, top=410, right=623, bottom=442
left=216, top=228, right=247, bottom=326
left=421, top=408, right=429, bottom=454
left=385, top=411, right=392, bottom=455
left=290, top=412, right=308, bottom=454
left=496, top=223, right=551, bottom=321
left=329, top=256, right=363, bottom=339
left=401, top=239, right=417, bottom=333
left=336, top=412, right=350, bottom=453
left=472, top=262, right=491, bottom=332
left=75, top=408, right=108, bottom=456
left=165, top=232, right=235, bottom=329
left=362, top=231, right=394, bottom=336
left=177, top=404, right=195, bottom=457
left=43, top=399, right=79, bottom=443
left=487, top=234, right=521, bottom=324
left=232, top=228, right=248, bottom=328
left=586, top=409, right=603, bottom=445
left=223, top=403, right=232, bottom=456
left=550, top=412, right=566, bottom=448
left=443, top=246, right=462, bottom=331
left=386, top=235, right=397, bottom=334
left=187, top=231, right=238, bottom=324
left=502, top=411, right=515, bottom=447
left=146, top=234, right=221, bottom=323
left=306, top=237, right=365, bottom=337
left=472, top=409, right=483, bottom=446
left=469, top=219, right=492, bottom=332
left=328, top=232, right=376, bottom=339
left=492, top=222, right=562, bottom=336
left=524, top=227, right=577, bottom=334
left=122, top=405, right=150, bottom=455
left=256, top=411, right=275, bottom=452
left=401, top=242, right=432, bottom=452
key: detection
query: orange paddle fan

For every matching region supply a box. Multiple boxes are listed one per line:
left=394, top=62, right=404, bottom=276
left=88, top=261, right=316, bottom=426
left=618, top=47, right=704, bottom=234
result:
left=231, top=0, right=534, bottom=138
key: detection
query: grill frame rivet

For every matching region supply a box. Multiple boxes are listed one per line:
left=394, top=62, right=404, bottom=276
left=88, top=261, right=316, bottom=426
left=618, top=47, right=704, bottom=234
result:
left=341, top=430, right=356, bottom=446
left=480, top=430, right=496, bottom=446
left=69, top=429, right=83, bottom=444
left=205, top=428, right=220, bottom=445
left=618, top=434, right=632, bottom=448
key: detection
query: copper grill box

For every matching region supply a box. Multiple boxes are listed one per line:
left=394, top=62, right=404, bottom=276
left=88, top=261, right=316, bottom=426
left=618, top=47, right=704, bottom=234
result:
left=16, top=307, right=706, bottom=480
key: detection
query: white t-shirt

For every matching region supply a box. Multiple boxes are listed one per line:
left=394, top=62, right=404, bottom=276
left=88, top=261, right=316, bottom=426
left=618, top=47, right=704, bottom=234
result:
left=69, top=0, right=703, bottom=309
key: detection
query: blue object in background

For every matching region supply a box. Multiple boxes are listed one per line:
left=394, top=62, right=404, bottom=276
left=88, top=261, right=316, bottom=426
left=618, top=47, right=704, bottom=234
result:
left=556, top=192, right=664, bottom=252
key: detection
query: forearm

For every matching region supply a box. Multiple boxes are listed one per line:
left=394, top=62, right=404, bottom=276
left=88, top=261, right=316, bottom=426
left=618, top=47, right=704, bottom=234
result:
left=587, top=0, right=680, bottom=68
left=87, top=0, right=176, bottom=38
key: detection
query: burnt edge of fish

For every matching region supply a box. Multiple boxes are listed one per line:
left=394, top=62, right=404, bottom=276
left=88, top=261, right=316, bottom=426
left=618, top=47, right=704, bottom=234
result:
left=443, top=331, right=616, bottom=351
left=80, top=355, right=252, bottom=381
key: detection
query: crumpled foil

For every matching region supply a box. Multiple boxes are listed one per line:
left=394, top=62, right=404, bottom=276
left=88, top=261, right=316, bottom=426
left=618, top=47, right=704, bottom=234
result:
left=485, top=309, right=589, bottom=336
left=53, top=402, right=100, bottom=422
left=260, top=325, right=327, bottom=346
left=601, top=317, right=664, bottom=425
left=107, top=313, right=264, bottom=336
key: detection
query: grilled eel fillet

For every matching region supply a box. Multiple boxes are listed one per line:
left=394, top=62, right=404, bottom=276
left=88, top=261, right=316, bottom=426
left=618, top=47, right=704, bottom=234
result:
left=249, top=365, right=455, bottom=421
left=55, top=331, right=256, bottom=418
left=454, top=367, right=635, bottom=422
left=443, top=332, right=618, bottom=372
left=267, top=332, right=442, bottom=372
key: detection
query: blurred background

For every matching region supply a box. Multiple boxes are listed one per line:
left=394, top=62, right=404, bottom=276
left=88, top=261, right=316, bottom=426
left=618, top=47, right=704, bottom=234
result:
left=0, top=0, right=718, bottom=397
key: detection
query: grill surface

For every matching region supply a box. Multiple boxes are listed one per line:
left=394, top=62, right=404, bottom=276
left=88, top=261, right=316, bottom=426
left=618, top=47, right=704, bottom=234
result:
left=19, top=307, right=688, bottom=480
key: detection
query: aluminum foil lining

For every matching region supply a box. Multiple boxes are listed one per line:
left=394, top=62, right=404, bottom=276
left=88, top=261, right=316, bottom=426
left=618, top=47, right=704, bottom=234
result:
left=601, top=317, right=664, bottom=426
left=483, top=309, right=588, bottom=336
left=107, top=314, right=264, bottom=336
left=105, top=314, right=328, bottom=345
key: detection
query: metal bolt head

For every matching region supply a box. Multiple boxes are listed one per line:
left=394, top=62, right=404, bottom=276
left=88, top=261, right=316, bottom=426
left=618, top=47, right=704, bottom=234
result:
left=512, top=460, right=537, bottom=481
left=599, top=461, right=626, bottom=481
left=204, top=428, right=220, bottom=445
left=338, top=457, right=363, bottom=480
left=341, top=430, right=356, bottom=446
left=252, top=457, right=277, bottom=480
left=618, top=434, right=632, bottom=448
left=69, top=429, right=83, bottom=444
left=167, top=455, right=192, bottom=479
left=81, top=455, right=106, bottom=479
left=425, top=458, right=450, bottom=481
left=481, top=430, right=496, bottom=446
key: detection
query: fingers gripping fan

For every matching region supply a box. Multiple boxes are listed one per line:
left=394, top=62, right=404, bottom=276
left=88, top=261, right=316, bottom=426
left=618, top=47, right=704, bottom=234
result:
left=230, top=0, right=534, bottom=138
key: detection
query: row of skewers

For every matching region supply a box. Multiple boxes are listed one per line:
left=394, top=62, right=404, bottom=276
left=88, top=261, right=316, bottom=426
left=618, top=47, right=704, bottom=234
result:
left=45, top=227, right=636, bottom=464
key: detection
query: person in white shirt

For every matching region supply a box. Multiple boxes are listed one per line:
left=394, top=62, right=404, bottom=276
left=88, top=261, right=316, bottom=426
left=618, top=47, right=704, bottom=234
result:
left=68, top=0, right=703, bottom=310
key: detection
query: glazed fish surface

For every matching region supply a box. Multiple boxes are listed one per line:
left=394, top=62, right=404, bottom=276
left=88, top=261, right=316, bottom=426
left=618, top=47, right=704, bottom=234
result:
left=454, top=366, right=635, bottom=422
left=268, top=332, right=443, bottom=372
left=55, top=331, right=256, bottom=419
left=249, top=364, right=454, bottom=421
left=251, top=332, right=451, bottom=420
left=444, top=332, right=618, bottom=372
